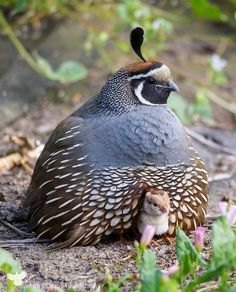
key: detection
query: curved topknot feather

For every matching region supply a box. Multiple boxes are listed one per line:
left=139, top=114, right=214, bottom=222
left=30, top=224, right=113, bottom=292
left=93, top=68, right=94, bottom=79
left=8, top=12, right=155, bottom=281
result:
left=130, top=27, right=146, bottom=62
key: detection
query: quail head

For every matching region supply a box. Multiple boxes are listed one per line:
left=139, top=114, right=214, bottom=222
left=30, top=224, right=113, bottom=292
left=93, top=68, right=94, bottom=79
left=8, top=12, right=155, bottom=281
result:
left=137, top=189, right=170, bottom=236
left=25, top=27, right=208, bottom=248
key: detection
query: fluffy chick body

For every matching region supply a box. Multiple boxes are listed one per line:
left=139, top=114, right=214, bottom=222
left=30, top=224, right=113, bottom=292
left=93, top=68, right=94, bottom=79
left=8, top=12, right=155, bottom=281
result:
left=137, top=190, right=170, bottom=236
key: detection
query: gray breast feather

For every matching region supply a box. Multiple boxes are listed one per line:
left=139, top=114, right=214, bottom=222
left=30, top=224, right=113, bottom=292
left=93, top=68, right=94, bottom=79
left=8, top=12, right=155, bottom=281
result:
left=80, top=106, right=192, bottom=168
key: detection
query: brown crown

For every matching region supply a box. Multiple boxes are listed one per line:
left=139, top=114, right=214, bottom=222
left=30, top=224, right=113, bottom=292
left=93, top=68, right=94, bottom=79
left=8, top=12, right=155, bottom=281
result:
left=124, top=60, right=163, bottom=75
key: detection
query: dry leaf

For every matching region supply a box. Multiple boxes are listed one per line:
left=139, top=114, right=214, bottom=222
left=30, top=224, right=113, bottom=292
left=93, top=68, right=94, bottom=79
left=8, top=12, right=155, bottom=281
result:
left=0, top=153, right=22, bottom=173
left=0, top=134, right=44, bottom=174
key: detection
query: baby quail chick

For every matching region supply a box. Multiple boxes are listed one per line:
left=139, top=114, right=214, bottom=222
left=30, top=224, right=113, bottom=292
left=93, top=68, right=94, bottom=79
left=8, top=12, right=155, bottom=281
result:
left=138, top=190, right=170, bottom=236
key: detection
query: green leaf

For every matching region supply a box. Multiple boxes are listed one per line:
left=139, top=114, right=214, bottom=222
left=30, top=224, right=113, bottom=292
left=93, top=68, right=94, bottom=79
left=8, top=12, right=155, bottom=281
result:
left=176, top=228, right=206, bottom=280
left=186, top=218, right=236, bottom=291
left=140, top=268, right=162, bottom=292
left=212, top=71, right=228, bottom=85
left=140, top=249, right=161, bottom=292
left=7, top=270, right=27, bottom=287
left=139, top=249, right=179, bottom=292
left=34, top=54, right=87, bottom=83
left=140, top=249, right=156, bottom=273
left=14, top=0, right=26, bottom=13
left=159, top=278, right=179, bottom=292
left=104, top=269, right=130, bottom=292
left=34, top=53, right=54, bottom=77
left=53, top=61, right=87, bottom=83
left=210, top=217, right=236, bottom=269
left=185, top=265, right=225, bottom=291
left=188, top=0, right=226, bottom=21
left=0, top=248, right=22, bottom=274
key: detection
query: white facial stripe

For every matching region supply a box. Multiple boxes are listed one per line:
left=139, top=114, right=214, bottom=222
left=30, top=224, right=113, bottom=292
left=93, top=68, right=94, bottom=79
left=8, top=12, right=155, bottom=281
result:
left=128, top=64, right=170, bottom=80
left=135, top=81, right=157, bottom=106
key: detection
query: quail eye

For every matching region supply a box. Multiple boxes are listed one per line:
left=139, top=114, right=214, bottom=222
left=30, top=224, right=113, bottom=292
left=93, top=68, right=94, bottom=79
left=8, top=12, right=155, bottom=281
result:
left=147, top=77, right=156, bottom=84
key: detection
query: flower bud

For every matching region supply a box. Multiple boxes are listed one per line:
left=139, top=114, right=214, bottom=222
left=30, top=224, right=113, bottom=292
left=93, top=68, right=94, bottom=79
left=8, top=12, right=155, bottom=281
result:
left=140, top=224, right=155, bottom=246
left=195, top=226, right=205, bottom=252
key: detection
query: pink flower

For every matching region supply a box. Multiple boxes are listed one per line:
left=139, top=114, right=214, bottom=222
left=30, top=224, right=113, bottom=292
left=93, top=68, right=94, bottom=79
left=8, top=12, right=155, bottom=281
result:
left=219, top=202, right=236, bottom=225
left=162, top=262, right=179, bottom=278
left=226, top=205, right=236, bottom=225
left=140, top=224, right=155, bottom=246
left=219, top=201, right=228, bottom=215
left=195, top=226, right=205, bottom=252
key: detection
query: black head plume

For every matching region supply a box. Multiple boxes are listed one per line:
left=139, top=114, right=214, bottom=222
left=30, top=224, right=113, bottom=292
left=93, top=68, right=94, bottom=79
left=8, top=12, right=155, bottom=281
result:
left=130, top=27, right=147, bottom=62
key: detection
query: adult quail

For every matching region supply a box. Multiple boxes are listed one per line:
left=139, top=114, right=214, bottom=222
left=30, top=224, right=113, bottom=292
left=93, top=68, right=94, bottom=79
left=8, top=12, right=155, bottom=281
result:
left=137, top=189, right=170, bottom=236
left=25, top=27, right=208, bottom=248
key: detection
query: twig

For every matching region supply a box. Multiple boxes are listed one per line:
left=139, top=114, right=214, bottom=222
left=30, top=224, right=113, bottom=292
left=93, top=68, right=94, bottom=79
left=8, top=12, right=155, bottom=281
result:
left=216, top=38, right=229, bottom=56
left=197, top=278, right=236, bottom=292
left=120, top=254, right=133, bottom=261
left=0, top=219, right=34, bottom=238
left=186, top=127, right=236, bottom=156
left=204, top=89, right=236, bottom=114
left=205, top=215, right=220, bottom=221
left=208, top=173, right=234, bottom=183
left=0, top=238, right=51, bottom=248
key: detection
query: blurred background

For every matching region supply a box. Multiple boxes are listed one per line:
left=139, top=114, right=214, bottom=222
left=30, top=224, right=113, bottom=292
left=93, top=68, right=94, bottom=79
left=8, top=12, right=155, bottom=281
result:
left=0, top=0, right=236, bottom=175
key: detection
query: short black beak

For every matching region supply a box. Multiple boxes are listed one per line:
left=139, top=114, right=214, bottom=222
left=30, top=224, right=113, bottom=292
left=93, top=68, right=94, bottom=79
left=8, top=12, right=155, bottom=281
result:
left=167, top=80, right=179, bottom=93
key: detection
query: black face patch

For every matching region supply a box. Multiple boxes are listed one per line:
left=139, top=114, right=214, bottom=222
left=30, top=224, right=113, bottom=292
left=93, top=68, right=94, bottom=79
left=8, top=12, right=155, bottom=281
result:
left=141, top=78, right=171, bottom=104
left=130, top=77, right=171, bottom=105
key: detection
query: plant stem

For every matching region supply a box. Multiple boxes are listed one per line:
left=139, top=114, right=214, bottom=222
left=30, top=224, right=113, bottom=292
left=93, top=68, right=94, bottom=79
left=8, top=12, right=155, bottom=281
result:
left=219, top=270, right=229, bottom=290
left=0, top=11, right=44, bottom=77
left=204, top=89, right=236, bottom=114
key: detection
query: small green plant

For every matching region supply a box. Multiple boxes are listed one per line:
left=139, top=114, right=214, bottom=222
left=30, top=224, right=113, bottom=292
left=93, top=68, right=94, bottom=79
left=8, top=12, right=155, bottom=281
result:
left=104, top=269, right=132, bottom=292
left=134, top=217, right=236, bottom=291
left=104, top=202, right=236, bottom=292
left=0, top=248, right=26, bottom=292
left=139, top=249, right=179, bottom=292
left=208, top=54, right=228, bottom=86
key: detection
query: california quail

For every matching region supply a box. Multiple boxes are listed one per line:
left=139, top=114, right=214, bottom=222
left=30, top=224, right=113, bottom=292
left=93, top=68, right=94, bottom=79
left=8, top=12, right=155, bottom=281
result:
left=25, top=27, right=208, bottom=248
left=137, top=189, right=170, bottom=236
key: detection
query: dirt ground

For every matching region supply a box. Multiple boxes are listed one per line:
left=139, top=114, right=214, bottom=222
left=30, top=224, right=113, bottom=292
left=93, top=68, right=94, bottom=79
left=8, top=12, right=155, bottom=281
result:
left=0, top=102, right=236, bottom=291
left=1, top=16, right=236, bottom=291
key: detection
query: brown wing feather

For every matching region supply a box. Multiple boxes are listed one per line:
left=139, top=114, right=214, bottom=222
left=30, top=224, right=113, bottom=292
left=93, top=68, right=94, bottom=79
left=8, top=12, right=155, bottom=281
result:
left=25, top=115, right=88, bottom=228
left=25, top=115, right=148, bottom=247
left=37, top=181, right=147, bottom=249
left=167, top=156, right=208, bottom=235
